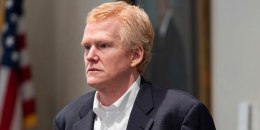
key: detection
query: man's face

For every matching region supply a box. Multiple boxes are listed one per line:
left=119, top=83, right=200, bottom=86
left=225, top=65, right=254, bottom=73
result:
left=81, top=19, right=134, bottom=89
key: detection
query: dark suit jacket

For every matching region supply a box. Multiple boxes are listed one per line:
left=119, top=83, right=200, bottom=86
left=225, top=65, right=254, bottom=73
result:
left=53, top=79, right=215, bottom=130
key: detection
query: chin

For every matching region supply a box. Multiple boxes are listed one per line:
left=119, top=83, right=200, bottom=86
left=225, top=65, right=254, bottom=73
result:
left=87, top=80, right=98, bottom=86
left=87, top=79, right=103, bottom=88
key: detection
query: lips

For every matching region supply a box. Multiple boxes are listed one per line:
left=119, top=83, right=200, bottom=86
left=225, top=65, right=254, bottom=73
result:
left=87, top=68, right=101, bottom=72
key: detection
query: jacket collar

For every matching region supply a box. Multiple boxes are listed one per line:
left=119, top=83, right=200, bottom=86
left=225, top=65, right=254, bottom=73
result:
left=126, top=77, right=154, bottom=130
left=73, top=92, right=96, bottom=130
left=73, top=77, right=154, bottom=130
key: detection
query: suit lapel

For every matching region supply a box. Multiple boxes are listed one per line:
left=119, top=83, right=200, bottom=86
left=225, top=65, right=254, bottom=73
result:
left=127, top=78, right=154, bottom=130
left=73, top=110, right=95, bottom=130
left=72, top=79, right=155, bottom=130
left=73, top=94, right=96, bottom=130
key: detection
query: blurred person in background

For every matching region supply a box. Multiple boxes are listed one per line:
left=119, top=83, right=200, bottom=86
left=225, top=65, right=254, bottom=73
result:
left=53, top=1, right=215, bottom=130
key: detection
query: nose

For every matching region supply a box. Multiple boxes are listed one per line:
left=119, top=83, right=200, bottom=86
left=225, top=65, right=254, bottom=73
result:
left=85, top=46, right=99, bottom=62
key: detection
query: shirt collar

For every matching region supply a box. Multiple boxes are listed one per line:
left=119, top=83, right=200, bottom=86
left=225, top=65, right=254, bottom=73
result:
left=93, top=76, right=141, bottom=120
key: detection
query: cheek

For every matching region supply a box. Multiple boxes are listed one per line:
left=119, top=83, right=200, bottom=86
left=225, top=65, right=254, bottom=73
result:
left=112, top=54, right=131, bottom=67
left=83, top=54, right=88, bottom=66
left=83, top=54, right=86, bottom=62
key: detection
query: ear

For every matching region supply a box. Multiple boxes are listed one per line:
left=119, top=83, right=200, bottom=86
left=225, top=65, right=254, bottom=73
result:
left=130, top=46, right=144, bottom=67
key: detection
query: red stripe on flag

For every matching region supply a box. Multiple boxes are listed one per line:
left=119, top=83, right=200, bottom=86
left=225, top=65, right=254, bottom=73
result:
left=17, top=34, right=26, bottom=51
left=20, top=66, right=32, bottom=81
left=0, top=70, right=20, bottom=130
left=23, top=99, right=36, bottom=116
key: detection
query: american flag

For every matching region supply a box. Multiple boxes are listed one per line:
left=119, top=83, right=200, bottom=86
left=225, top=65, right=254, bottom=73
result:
left=0, top=0, right=37, bottom=130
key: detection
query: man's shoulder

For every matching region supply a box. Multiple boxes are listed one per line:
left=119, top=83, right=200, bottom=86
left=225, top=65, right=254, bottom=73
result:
left=149, top=86, right=208, bottom=118
left=53, top=91, right=95, bottom=130
left=140, top=81, right=202, bottom=112
left=152, top=86, right=199, bottom=104
left=166, top=88, right=198, bottom=102
left=141, top=77, right=199, bottom=104
left=54, top=91, right=95, bottom=120
left=139, top=83, right=215, bottom=129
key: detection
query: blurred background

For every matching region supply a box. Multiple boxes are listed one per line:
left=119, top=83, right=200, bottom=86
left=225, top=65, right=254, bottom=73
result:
left=0, top=0, right=260, bottom=130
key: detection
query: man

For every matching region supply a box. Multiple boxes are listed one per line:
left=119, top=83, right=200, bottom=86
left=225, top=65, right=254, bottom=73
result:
left=53, top=1, right=215, bottom=130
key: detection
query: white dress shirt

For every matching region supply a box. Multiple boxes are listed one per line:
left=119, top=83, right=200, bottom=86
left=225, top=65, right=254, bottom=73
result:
left=93, top=76, right=141, bottom=130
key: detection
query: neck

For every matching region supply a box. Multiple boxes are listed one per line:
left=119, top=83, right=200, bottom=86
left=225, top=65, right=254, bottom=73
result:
left=97, top=72, right=139, bottom=106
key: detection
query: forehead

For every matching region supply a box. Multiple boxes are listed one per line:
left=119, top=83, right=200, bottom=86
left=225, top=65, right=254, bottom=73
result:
left=84, top=19, right=122, bottom=39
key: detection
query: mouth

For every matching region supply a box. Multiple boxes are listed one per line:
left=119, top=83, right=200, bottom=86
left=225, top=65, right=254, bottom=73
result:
left=87, top=68, right=101, bottom=73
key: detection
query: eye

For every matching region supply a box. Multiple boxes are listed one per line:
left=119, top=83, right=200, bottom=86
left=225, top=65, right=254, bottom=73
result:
left=98, top=43, right=109, bottom=49
left=83, top=45, right=91, bottom=54
left=84, top=45, right=91, bottom=50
